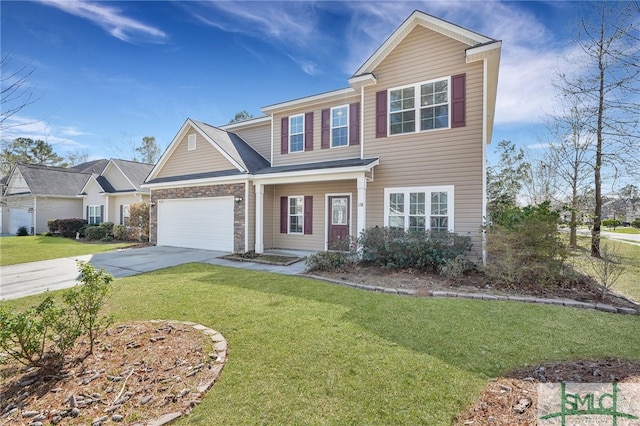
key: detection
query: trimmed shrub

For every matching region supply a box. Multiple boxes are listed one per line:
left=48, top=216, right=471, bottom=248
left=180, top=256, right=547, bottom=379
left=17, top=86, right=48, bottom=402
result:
left=306, top=250, right=354, bottom=272
left=57, top=218, right=87, bottom=238
left=99, top=221, right=114, bottom=237
left=357, top=226, right=473, bottom=272
left=47, top=219, right=59, bottom=234
left=129, top=202, right=149, bottom=242
left=85, top=225, right=107, bottom=241
left=113, top=224, right=128, bottom=240
left=602, top=219, right=621, bottom=229
left=16, top=226, right=29, bottom=236
left=485, top=201, right=567, bottom=286
left=632, top=219, right=640, bottom=229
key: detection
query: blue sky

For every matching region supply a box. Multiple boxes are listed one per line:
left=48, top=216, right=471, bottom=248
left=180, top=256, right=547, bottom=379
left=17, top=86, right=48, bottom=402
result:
left=0, top=0, right=608, bottom=164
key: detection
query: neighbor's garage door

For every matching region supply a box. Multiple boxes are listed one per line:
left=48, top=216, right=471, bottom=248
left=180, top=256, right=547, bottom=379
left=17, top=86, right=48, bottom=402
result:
left=157, top=197, right=234, bottom=251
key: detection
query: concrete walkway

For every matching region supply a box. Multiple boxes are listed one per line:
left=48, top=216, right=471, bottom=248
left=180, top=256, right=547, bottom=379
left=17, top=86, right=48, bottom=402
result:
left=0, top=246, right=309, bottom=301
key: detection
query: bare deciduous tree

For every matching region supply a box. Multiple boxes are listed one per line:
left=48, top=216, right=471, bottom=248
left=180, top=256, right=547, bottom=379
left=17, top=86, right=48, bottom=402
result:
left=0, top=53, right=38, bottom=132
left=559, top=2, right=640, bottom=257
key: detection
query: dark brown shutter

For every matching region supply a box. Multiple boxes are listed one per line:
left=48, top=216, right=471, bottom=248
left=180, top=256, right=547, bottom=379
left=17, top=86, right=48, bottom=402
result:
left=100, top=205, right=104, bottom=223
left=321, top=109, right=330, bottom=149
left=281, top=117, right=289, bottom=154
left=349, top=102, right=360, bottom=146
left=280, top=196, right=288, bottom=233
left=451, top=73, right=466, bottom=128
left=376, top=90, right=387, bottom=138
left=120, top=205, right=124, bottom=225
left=304, top=196, right=313, bottom=235
left=86, top=206, right=89, bottom=223
left=304, top=112, right=314, bottom=151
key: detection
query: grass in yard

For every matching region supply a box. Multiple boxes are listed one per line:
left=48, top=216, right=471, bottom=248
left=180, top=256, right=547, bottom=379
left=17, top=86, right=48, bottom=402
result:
left=568, top=235, right=640, bottom=302
left=0, top=235, right=131, bottom=266
left=606, top=227, right=640, bottom=234
left=5, top=264, right=639, bottom=425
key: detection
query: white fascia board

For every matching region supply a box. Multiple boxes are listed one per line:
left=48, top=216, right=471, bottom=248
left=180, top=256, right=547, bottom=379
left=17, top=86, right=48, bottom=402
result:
left=142, top=174, right=248, bottom=190
left=465, top=40, right=502, bottom=63
left=252, top=160, right=379, bottom=185
left=262, top=88, right=356, bottom=114
left=219, top=116, right=271, bottom=131
left=107, top=160, right=137, bottom=190
left=79, top=175, right=101, bottom=195
left=348, top=73, right=377, bottom=90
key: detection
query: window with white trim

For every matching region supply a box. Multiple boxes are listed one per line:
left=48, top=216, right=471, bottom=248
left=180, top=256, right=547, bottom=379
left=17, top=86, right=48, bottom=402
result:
left=289, top=196, right=304, bottom=234
left=88, top=205, right=102, bottom=225
left=187, top=133, right=196, bottom=150
left=389, top=77, right=449, bottom=135
left=384, top=186, right=454, bottom=232
left=331, top=105, right=348, bottom=147
left=289, top=114, right=304, bottom=153
left=122, top=204, right=130, bottom=226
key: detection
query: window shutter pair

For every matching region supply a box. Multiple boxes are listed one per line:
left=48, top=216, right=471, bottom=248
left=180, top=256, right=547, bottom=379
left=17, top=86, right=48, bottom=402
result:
left=374, top=73, right=466, bottom=137
left=280, top=113, right=314, bottom=154
left=279, top=196, right=313, bottom=235
left=321, top=103, right=360, bottom=148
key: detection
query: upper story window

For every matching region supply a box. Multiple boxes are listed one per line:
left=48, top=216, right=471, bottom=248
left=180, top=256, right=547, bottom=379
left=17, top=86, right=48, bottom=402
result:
left=289, top=114, right=304, bottom=153
left=389, top=77, right=450, bottom=135
left=331, top=105, right=349, bottom=147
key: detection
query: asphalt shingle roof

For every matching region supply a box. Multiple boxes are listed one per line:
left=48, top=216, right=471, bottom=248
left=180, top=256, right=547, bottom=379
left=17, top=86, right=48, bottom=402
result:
left=13, top=164, right=91, bottom=196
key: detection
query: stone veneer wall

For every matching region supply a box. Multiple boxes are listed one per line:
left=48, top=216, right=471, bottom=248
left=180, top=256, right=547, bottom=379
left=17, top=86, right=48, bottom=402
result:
left=150, top=183, right=246, bottom=252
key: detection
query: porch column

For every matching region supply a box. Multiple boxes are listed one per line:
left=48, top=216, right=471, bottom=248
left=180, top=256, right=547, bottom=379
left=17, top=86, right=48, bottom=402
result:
left=255, top=183, right=264, bottom=254
left=356, top=176, right=367, bottom=238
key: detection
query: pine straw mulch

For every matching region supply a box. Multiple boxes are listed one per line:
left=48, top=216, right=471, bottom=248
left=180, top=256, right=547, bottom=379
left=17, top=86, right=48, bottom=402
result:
left=0, top=321, right=226, bottom=425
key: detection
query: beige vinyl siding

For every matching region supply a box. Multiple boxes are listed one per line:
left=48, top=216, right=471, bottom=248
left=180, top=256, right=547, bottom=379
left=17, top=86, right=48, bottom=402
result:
left=156, top=129, right=238, bottom=179
left=34, top=197, right=83, bottom=234
left=103, top=167, right=134, bottom=191
left=270, top=180, right=356, bottom=251
left=232, top=122, right=271, bottom=162
left=362, top=25, right=485, bottom=259
left=83, top=179, right=104, bottom=209
left=272, top=94, right=361, bottom=167
left=107, top=194, right=149, bottom=225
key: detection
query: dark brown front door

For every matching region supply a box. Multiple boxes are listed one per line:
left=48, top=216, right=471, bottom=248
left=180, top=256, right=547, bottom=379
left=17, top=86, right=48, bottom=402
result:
left=328, top=196, right=350, bottom=250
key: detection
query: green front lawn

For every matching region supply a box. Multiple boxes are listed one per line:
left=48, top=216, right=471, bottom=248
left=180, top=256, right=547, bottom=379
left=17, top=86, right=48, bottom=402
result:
left=607, top=227, right=640, bottom=234
left=0, top=235, right=130, bottom=266
left=7, top=264, right=639, bottom=424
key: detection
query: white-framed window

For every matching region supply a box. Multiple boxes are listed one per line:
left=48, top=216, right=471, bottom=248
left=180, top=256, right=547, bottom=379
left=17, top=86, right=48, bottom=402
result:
left=383, top=186, right=454, bottom=232
left=289, top=114, right=304, bottom=153
left=389, top=77, right=450, bottom=135
left=88, top=205, right=102, bottom=225
left=331, top=105, right=349, bottom=147
left=122, top=204, right=130, bottom=226
left=289, top=196, right=304, bottom=234
left=188, top=133, right=196, bottom=150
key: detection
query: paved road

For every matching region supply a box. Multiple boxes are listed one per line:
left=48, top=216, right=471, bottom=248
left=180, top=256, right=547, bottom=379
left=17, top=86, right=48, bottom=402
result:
left=0, top=246, right=309, bottom=301
left=573, top=228, right=640, bottom=246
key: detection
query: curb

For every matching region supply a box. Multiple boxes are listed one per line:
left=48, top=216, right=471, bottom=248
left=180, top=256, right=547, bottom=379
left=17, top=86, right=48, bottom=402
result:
left=302, top=274, right=640, bottom=316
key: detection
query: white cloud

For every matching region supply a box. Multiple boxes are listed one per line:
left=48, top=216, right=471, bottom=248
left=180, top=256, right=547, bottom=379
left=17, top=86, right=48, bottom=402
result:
left=1, top=115, right=89, bottom=152
left=37, top=0, right=167, bottom=43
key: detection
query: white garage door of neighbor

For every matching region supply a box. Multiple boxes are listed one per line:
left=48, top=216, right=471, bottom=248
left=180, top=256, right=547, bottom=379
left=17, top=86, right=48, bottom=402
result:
left=10, top=208, right=31, bottom=235
left=157, top=197, right=235, bottom=251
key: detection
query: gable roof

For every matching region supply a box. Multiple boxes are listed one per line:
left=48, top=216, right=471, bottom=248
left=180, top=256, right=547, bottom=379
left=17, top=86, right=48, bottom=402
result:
left=79, top=158, right=154, bottom=195
left=6, top=163, right=91, bottom=197
left=70, top=159, right=109, bottom=174
left=147, top=118, right=270, bottom=182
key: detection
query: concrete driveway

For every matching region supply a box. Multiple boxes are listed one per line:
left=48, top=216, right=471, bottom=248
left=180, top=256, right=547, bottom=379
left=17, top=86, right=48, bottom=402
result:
left=1, top=246, right=309, bottom=301
left=0, top=246, right=226, bottom=301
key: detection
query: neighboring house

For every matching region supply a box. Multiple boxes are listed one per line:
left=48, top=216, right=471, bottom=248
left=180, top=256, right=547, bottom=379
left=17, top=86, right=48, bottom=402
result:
left=79, top=159, right=154, bottom=226
left=143, top=11, right=501, bottom=259
left=1, top=164, right=91, bottom=235
left=0, top=159, right=153, bottom=235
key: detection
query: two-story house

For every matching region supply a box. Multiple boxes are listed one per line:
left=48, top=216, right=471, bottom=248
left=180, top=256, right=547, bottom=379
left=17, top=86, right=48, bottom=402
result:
left=143, top=11, right=501, bottom=259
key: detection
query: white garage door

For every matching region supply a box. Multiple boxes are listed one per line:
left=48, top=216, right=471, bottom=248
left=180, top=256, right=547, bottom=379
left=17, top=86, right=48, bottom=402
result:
left=10, top=208, right=31, bottom=235
left=157, top=197, right=234, bottom=251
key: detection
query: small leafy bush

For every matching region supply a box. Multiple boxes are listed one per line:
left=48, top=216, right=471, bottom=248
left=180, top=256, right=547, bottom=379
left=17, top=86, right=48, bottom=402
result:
left=47, top=219, right=59, bottom=234
left=0, top=262, right=113, bottom=366
left=113, top=224, right=128, bottom=240
left=439, top=255, right=474, bottom=279
left=632, top=219, right=640, bottom=229
left=85, top=225, right=107, bottom=241
left=357, top=227, right=473, bottom=272
left=129, top=202, right=150, bottom=242
left=602, top=219, right=621, bottom=229
left=57, top=218, right=87, bottom=238
left=306, top=251, right=354, bottom=272
left=485, top=201, right=567, bottom=286
left=16, top=226, right=29, bottom=236
left=99, top=221, right=114, bottom=236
